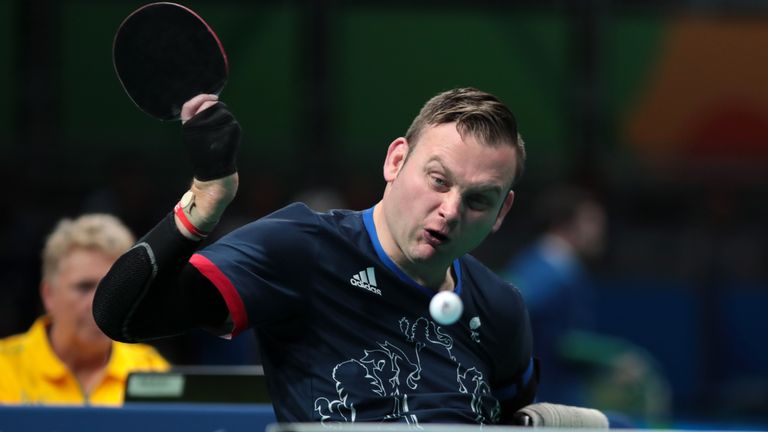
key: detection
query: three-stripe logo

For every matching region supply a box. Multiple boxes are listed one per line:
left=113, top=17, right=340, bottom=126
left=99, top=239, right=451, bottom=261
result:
left=349, top=267, right=381, bottom=295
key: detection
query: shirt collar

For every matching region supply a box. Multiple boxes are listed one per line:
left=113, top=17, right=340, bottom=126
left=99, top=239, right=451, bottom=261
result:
left=362, top=206, right=463, bottom=297
left=26, top=316, right=70, bottom=381
left=27, top=316, right=126, bottom=382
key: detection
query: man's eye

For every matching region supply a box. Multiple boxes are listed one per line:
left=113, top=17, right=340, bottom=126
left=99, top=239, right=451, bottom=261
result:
left=467, top=197, right=492, bottom=211
left=430, top=176, right=448, bottom=188
left=75, top=281, right=97, bottom=293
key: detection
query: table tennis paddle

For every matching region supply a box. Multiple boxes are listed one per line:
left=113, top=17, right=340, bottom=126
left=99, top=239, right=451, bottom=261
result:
left=113, top=2, right=228, bottom=121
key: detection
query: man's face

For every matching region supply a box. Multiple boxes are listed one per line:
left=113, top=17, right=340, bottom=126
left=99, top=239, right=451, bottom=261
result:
left=379, top=122, right=517, bottom=277
left=571, top=201, right=607, bottom=259
left=42, top=248, right=115, bottom=351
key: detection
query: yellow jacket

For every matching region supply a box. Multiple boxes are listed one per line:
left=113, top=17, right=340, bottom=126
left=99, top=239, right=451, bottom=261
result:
left=0, top=316, right=169, bottom=406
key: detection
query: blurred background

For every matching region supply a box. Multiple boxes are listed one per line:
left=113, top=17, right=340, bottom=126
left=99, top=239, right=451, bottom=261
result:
left=0, top=0, right=767, bottom=429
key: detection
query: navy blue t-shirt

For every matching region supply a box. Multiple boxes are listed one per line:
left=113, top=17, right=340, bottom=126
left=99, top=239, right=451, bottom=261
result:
left=190, top=203, right=534, bottom=424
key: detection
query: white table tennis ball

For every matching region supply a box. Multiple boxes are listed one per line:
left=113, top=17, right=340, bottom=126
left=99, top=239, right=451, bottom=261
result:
left=429, top=291, right=463, bottom=325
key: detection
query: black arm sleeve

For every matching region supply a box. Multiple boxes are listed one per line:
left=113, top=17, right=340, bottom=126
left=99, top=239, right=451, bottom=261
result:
left=93, top=213, right=229, bottom=343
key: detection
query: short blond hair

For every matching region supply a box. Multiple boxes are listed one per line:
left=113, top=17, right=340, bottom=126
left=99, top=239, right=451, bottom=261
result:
left=405, top=87, right=526, bottom=186
left=42, top=214, right=135, bottom=280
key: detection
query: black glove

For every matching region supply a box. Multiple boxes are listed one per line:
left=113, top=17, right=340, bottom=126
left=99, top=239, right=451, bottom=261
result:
left=182, top=102, right=241, bottom=181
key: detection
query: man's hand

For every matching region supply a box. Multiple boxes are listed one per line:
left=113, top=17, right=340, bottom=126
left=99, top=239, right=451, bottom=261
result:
left=181, top=94, right=220, bottom=123
left=175, top=94, right=240, bottom=239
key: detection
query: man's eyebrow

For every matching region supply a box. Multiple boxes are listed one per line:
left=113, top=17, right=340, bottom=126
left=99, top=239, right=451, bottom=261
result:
left=75, top=279, right=99, bottom=285
left=425, top=157, right=459, bottom=183
left=468, top=185, right=503, bottom=202
left=425, top=156, right=447, bottom=170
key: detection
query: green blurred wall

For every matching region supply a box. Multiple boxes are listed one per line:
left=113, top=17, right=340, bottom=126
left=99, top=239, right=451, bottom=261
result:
left=601, top=13, right=666, bottom=175
left=59, top=2, right=303, bottom=177
left=50, top=2, right=671, bottom=187
left=331, top=5, right=570, bottom=181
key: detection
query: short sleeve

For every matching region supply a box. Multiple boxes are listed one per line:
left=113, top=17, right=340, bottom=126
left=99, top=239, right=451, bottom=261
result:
left=192, top=204, right=319, bottom=334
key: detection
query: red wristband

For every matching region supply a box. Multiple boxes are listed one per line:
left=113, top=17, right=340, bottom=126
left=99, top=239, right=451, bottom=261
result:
left=174, top=202, right=209, bottom=239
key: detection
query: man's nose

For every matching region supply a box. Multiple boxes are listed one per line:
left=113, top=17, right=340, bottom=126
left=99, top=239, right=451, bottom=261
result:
left=438, top=190, right=462, bottom=224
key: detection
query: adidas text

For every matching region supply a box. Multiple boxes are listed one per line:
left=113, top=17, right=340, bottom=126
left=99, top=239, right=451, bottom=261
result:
left=350, top=267, right=382, bottom=295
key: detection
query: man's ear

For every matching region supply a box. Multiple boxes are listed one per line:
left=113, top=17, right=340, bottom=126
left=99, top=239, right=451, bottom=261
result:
left=40, top=279, right=54, bottom=314
left=492, top=190, right=515, bottom=233
left=383, top=137, right=409, bottom=182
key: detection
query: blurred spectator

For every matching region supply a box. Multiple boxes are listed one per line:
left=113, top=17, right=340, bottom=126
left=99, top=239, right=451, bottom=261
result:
left=0, top=214, right=169, bottom=406
left=501, top=186, right=670, bottom=424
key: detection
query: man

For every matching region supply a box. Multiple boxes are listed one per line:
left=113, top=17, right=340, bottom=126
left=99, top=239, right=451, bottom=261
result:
left=0, top=214, right=169, bottom=405
left=93, top=88, right=537, bottom=424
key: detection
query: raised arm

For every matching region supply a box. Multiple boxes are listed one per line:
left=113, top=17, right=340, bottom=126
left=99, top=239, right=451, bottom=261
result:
left=93, top=95, right=240, bottom=342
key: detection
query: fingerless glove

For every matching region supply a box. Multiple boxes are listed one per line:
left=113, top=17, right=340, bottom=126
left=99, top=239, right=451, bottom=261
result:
left=183, top=102, right=241, bottom=181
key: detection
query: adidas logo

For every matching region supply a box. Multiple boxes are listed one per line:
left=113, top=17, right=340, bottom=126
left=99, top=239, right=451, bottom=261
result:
left=350, top=267, right=382, bottom=295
